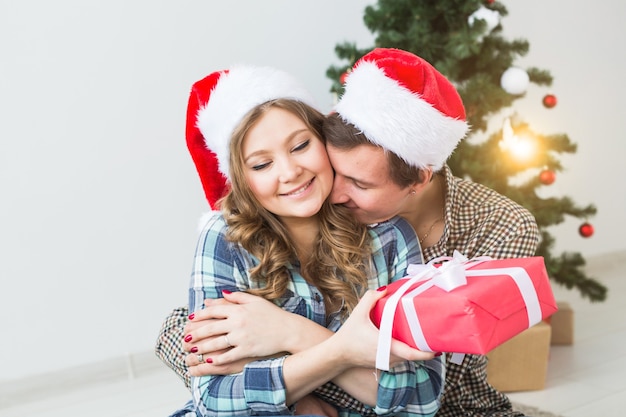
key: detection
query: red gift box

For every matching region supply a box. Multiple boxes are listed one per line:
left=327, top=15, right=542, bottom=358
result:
left=371, top=252, right=558, bottom=370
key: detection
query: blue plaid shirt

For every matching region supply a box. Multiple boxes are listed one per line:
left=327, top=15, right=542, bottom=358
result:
left=186, top=213, right=443, bottom=416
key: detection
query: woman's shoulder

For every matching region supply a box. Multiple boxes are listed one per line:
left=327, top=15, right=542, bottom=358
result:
left=195, top=211, right=252, bottom=262
left=368, top=217, right=423, bottom=269
left=195, top=211, right=232, bottom=247
left=198, top=211, right=228, bottom=232
left=368, top=216, right=418, bottom=244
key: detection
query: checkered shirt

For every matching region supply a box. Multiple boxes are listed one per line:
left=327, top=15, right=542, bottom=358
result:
left=157, top=213, right=444, bottom=416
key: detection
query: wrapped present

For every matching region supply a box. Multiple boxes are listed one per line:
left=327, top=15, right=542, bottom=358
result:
left=371, top=251, right=558, bottom=370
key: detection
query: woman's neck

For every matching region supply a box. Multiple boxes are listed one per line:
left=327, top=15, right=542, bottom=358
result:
left=282, top=215, right=320, bottom=262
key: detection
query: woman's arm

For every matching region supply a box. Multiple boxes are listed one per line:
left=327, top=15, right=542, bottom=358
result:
left=280, top=289, right=441, bottom=410
left=187, top=217, right=443, bottom=415
left=187, top=289, right=442, bottom=415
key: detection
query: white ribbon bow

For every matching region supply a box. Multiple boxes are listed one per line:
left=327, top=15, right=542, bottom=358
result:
left=375, top=251, right=542, bottom=370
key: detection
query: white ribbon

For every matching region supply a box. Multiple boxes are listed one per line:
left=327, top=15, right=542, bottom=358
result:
left=375, top=251, right=541, bottom=370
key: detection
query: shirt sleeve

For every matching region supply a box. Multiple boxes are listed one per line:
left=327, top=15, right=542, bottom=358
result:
left=189, top=215, right=292, bottom=416
left=376, top=357, right=444, bottom=416
left=154, top=305, right=192, bottom=389
left=193, top=358, right=291, bottom=416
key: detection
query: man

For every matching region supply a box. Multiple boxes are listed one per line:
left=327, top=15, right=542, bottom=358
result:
left=157, top=48, right=539, bottom=416
left=318, top=48, right=539, bottom=417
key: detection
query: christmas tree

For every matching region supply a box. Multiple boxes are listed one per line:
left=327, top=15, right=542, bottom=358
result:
left=327, top=0, right=607, bottom=302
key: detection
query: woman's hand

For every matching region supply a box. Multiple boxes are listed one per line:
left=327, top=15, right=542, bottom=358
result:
left=280, top=287, right=436, bottom=407
left=332, top=287, right=436, bottom=368
left=183, top=291, right=331, bottom=368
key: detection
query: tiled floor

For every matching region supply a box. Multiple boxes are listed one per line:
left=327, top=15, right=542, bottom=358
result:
left=1, top=251, right=623, bottom=417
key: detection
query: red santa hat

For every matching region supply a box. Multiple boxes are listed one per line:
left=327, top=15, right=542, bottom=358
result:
left=334, top=48, right=470, bottom=171
left=185, top=66, right=317, bottom=209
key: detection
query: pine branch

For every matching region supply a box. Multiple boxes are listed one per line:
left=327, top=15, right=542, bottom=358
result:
left=326, top=0, right=606, bottom=302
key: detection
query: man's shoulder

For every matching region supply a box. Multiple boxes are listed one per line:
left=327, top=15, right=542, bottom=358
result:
left=446, top=174, right=539, bottom=258
left=452, top=175, right=533, bottom=219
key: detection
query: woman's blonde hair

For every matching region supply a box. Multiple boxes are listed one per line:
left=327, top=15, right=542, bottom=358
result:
left=219, top=98, right=371, bottom=315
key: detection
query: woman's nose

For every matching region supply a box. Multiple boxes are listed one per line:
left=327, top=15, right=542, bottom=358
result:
left=277, top=159, right=302, bottom=183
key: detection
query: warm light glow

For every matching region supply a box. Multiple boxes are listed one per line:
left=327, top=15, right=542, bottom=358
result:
left=507, top=134, right=536, bottom=162
left=499, top=117, right=537, bottom=162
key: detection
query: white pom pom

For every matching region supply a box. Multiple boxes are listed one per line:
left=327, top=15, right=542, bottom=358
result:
left=468, top=6, right=500, bottom=33
left=500, top=67, right=529, bottom=95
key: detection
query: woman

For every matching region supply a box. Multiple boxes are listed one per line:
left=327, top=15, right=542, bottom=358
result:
left=171, top=65, right=443, bottom=417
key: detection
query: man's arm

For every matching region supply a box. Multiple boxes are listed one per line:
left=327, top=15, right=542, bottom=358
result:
left=155, top=306, right=192, bottom=389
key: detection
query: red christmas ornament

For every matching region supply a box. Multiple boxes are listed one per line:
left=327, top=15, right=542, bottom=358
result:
left=486, top=0, right=495, bottom=3
left=539, top=169, right=556, bottom=185
left=340, top=70, right=350, bottom=84
left=579, top=222, right=594, bottom=238
left=542, top=94, right=558, bottom=108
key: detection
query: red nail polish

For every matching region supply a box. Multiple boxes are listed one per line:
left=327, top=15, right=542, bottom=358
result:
left=184, top=334, right=192, bottom=343
left=222, top=289, right=232, bottom=295
left=190, top=346, right=198, bottom=353
left=205, top=358, right=213, bottom=364
left=188, top=313, right=195, bottom=320
left=377, top=285, right=387, bottom=292
left=434, top=352, right=443, bottom=357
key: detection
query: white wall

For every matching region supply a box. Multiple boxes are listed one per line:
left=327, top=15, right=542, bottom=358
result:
left=499, top=1, right=626, bottom=259
left=0, top=0, right=624, bottom=381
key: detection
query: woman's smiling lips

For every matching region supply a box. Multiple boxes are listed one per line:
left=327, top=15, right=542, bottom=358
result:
left=280, top=178, right=314, bottom=197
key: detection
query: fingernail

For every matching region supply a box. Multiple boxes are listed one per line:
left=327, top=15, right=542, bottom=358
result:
left=190, top=346, right=198, bottom=353
left=188, top=313, right=195, bottom=320
left=205, top=358, right=213, bottom=364
left=377, top=285, right=387, bottom=292
left=222, top=289, right=232, bottom=295
left=184, top=334, right=192, bottom=343
left=434, top=352, right=443, bottom=357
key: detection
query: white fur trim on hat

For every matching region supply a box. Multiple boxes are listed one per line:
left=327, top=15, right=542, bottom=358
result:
left=335, top=61, right=469, bottom=171
left=196, top=66, right=317, bottom=179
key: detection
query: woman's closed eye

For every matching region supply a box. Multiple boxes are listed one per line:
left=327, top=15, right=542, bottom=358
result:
left=252, top=161, right=272, bottom=171
left=249, top=139, right=312, bottom=171
left=291, top=139, right=310, bottom=153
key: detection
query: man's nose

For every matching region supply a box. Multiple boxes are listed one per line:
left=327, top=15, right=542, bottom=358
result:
left=330, top=176, right=349, bottom=204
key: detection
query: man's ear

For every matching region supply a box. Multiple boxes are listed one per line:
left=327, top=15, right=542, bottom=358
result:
left=410, top=168, right=434, bottom=192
